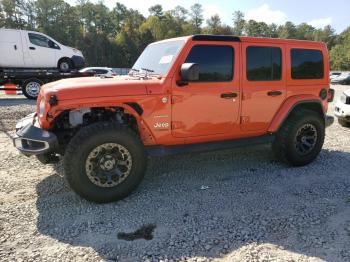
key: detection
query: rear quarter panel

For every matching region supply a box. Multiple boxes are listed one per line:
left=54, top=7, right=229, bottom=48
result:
left=285, top=43, right=330, bottom=110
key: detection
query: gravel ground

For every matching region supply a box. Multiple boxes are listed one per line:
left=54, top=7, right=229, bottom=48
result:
left=0, top=86, right=349, bottom=262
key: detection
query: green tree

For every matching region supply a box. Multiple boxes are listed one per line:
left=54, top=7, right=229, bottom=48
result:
left=330, top=27, right=350, bottom=70
left=190, top=3, right=203, bottom=33
left=1, top=0, right=27, bottom=28
left=313, top=25, right=336, bottom=49
left=278, top=21, right=298, bottom=39
left=206, top=14, right=221, bottom=34
left=148, top=4, right=163, bottom=18
left=232, top=11, right=245, bottom=36
left=171, top=5, right=188, bottom=21
left=244, top=20, right=270, bottom=37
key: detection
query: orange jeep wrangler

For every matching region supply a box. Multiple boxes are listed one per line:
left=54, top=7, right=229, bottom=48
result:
left=13, top=35, right=334, bottom=203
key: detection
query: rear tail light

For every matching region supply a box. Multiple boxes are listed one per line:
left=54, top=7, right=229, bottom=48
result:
left=328, top=88, right=335, bottom=102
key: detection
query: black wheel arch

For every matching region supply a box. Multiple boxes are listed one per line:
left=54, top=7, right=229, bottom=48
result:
left=278, top=100, right=325, bottom=131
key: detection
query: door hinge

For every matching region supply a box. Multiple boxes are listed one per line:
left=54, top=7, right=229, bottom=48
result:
left=171, top=96, right=183, bottom=104
left=242, top=93, right=251, bottom=100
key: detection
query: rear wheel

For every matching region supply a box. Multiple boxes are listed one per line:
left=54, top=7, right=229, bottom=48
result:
left=63, top=122, right=147, bottom=203
left=272, top=109, right=325, bottom=166
left=22, top=79, right=43, bottom=100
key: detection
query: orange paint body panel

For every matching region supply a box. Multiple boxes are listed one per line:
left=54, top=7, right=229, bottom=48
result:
left=36, top=35, right=330, bottom=146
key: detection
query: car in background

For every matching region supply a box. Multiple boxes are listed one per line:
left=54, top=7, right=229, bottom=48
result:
left=79, top=67, right=116, bottom=77
left=335, top=89, right=350, bottom=127
left=0, top=28, right=85, bottom=72
left=330, top=71, right=341, bottom=81
left=331, top=72, right=350, bottom=85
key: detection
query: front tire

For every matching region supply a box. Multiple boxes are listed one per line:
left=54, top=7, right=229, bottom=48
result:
left=58, top=58, right=72, bottom=72
left=272, top=109, right=325, bottom=166
left=338, top=118, right=350, bottom=127
left=63, top=122, right=147, bottom=203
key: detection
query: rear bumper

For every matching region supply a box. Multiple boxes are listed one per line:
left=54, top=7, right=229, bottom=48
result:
left=12, top=114, right=58, bottom=156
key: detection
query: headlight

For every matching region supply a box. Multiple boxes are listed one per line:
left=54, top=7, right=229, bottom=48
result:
left=340, top=94, right=347, bottom=104
left=39, top=98, right=45, bottom=118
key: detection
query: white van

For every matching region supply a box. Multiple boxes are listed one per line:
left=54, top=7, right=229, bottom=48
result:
left=0, top=29, right=85, bottom=72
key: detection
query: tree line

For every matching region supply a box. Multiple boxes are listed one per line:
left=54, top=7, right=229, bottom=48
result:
left=0, top=0, right=349, bottom=70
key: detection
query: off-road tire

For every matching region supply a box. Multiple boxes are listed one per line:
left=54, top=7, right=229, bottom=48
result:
left=63, top=122, right=147, bottom=203
left=338, top=118, right=350, bottom=127
left=272, top=109, right=325, bottom=166
left=22, top=79, right=43, bottom=100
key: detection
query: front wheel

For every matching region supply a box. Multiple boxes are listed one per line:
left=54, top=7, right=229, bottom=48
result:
left=63, top=122, right=147, bottom=203
left=338, top=118, right=350, bottom=127
left=272, top=109, right=325, bottom=166
left=58, top=59, right=72, bottom=72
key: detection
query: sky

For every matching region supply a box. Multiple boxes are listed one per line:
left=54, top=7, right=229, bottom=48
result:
left=65, top=0, right=350, bottom=33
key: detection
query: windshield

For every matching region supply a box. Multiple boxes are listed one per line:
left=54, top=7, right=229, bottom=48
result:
left=132, top=40, right=185, bottom=76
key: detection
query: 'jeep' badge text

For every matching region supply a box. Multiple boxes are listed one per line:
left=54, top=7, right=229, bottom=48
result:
left=154, top=122, right=169, bottom=129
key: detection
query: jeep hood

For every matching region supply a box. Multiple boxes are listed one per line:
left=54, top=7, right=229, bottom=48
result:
left=41, top=76, right=151, bottom=100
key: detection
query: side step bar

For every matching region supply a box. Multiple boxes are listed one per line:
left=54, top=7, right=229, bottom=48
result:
left=146, top=135, right=275, bottom=157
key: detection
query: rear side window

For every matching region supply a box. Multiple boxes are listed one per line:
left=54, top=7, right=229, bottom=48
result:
left=185, top=45, right=234, bottom=82
left=291, top=49, right=324, bottom=79
left=95, top=69, right=108, bottom=74
left=246, top=46, right=282, bottom=81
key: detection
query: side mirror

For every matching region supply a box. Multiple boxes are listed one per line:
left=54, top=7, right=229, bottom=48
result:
left=178, top=63, right=199, bottom=86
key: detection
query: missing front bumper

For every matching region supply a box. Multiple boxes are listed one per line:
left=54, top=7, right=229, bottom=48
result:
left=12, top=114, right=58, bottom=156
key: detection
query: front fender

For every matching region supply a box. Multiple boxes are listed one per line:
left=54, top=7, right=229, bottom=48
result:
left=268, top=95, right=324, bottom=133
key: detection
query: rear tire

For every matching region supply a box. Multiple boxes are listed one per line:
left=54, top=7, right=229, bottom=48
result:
left=63, top=122, right=147, bottom=203
left=22, top=79, right=43, bottom=100
left=338, top=118, right=350, bottom=127
left=272, top=109, right=325, bottom=166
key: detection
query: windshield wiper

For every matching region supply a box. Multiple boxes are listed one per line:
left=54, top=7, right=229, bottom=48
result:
left=141, top=68, right=154, bottom=73
left=128, top=68, right=140, bottom=76
left=129, top=67, right=160, bottom=79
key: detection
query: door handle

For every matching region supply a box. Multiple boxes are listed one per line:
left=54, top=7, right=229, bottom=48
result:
left=267, top=90, right=282, bottom=97
left=29, top=47, right=36, bottom=50
left=221, top=92, right=238, bottom=99
left=14, top=45, right=17, bottom=50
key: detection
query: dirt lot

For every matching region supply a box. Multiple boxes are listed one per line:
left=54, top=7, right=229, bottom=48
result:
left=0, top=86, right=349, bottom=262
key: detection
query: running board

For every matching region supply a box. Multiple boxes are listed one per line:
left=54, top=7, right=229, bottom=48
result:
left=146, top=134, right=275, bottom=157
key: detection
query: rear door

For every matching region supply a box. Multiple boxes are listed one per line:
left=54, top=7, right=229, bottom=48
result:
left=26, top=32, right=57, bottom=67
left=241, top=43, right=286, bottom=131
left=171, top=42, right=241, bottom=138
left=0, top=30, right=24, bottom=67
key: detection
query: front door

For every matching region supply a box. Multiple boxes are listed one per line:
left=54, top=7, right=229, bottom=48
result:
left=26, top=32, right=56, bottom=68
left=172, top=43, right=240, bottom=138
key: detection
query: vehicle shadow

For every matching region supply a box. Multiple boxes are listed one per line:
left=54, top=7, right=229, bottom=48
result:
left=35, top=146, right=350, bottom=261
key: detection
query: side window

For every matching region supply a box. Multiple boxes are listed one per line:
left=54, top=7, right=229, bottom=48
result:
left=28, top=33, right=50, bottom=48
left=95, top=69, right=108, bottom=74
left=28, top=33, right=60, bottom=49
left=246, top=46, right=282, bottom=81
left=185, top=45, right=234, bottom=82
left=291, top=49, right=324, bottom=79
left=48, top=40, right=60, bottom=50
